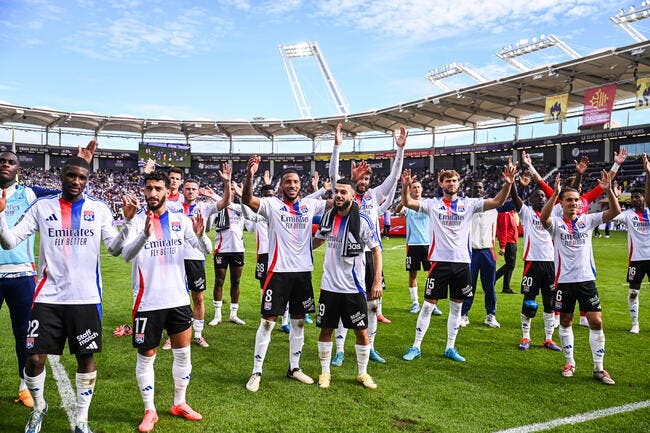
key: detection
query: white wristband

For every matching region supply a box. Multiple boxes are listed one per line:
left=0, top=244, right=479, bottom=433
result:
left=528, top=166, right=538, bottom=176
left=611, top=162, right=620, bottom=173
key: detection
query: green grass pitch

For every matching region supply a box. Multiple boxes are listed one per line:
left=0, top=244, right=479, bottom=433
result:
left=0, top=231, right=648, bottom=432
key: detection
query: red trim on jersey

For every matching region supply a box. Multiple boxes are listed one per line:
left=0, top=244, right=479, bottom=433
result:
left=32, top=266, right=48, bottom=308
left=554, top=253, right=562, bottom=288
left=213, top=231, right=224, bottom=254
left=132, top=267, right=145, bottom=321
left=523, top=238, right=531, bottom=261
left=256, top=232, right=260, bottom=257
left=262, top=243, right=279, bottom=292
left=427, top=235, right=436, bottom=261
left=152, top=214, right=163, bottom=239
left=168, top=192, right=180, bottom=201
left=629, top=239, right=634, bottom=266
left=427, top=261, right=438, bottom=278
left=523, top=261, right=533, bottom=277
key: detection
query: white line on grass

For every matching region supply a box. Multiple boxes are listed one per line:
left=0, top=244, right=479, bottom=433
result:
left=493, top=400, right=650, bottom=433
left=389, top=244, right=406, bottom=250
left=49, top=355, right=77, bottom=431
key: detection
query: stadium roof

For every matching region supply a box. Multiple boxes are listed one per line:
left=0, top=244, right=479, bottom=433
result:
left=1, top=41, right=649, bottom=141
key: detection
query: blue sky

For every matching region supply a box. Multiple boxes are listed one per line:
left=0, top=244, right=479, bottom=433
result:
left=0, top=0, right=645, bottom=123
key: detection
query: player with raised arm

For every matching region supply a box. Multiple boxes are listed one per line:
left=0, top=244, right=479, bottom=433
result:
left=242, top=155, right=330, bottom=392
left=401, top=161, right=516, bottom=363
left=511, top=180, right=561, bottom=351
left=180, top=168, right=231, bottom=347
left=121, top=171, right=213, bottom=432
left=0, top=155, right=127, bottom=433
left=610, top=153, right=650, bottom=334
left=329, top=122, right=405, bottom=364
left=313, top=178, right=382, bottom=389
left=539, top=171, right=620, bottom=385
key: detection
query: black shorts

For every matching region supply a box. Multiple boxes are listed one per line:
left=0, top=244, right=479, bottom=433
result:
left=627, top=260, right=650, bottom=286
left=424, top=261, right=473, bottom=300
left=554, top=281, right=601, bottom=313
left=255, top=253, right=269, bottom=281
left=261, top=272, right=315, bottom=317
left=316, top=290, right=368, bottom=330
left=184, top=260, right=206, bottom=292
left=364, top=251, right=386, bottom=291
left=132, top=305, right=193, bottom=350
left=213, top=252, right=244, bottom=269
left=27, top=303, right=102, bottom=356
left=520, top=261, right=555, bottom=297
left=406, top=245, right=431, bottom=272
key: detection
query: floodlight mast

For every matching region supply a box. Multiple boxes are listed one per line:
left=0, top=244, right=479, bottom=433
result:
left=496, top=35, right=580, bottom=72
left=610, top=3, right=650, bottom=43
left=278, top=41, right=349, bottom=118
left=425, top=62, right=486, bottom=90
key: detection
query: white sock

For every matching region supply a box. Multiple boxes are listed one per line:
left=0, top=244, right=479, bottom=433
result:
left=289, top=318, right=305, bottom=370
left=25, top=369, right=46, bottom=411
left=413, top=302, right=434, bottom=349
left=136, top=353, right=156, bottom=412
left=559, top=325, right=575, bottom=366
left=172, top=346, right=192, bottom=406
left=75, top=371, right=97, bottom=423
left=335, top=320, right=347, bottom=353
left=589, top=329, right=606, bottom=371
left=367, top=299, right=378, bottom=348
left=193, top=319, right=204, bottom=339
left=19, top=377, right=27, bottom=392
left=281, top=305, right=289, bottom=326
left=629, top=289, right=640, bottom=326
left=317, top=341, right=332, bottom=374
left=543, top=312, right=556, bottom=340
left=253, top=319, right=275, bottom=374
left=355, top=344, right=370, bottom=375
left=521, top=314, right=531, bottom=340
left=409, top=287, right=418, bottom=304
left=446, top=301, right=462, bottom=350
left=213, top=300, right=223, bottom=321
left=377, top=297, right=383, bottom=316
left=230, top=303, right=239, bottom=319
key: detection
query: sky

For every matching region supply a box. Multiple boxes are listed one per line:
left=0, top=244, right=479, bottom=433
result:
left=0, top=0, right=646, bottom=125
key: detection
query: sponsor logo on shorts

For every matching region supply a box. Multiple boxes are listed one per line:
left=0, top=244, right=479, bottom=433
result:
left=555, top=302, right=563, bottom=310
left=263, top=302, right=272, bottom=311
left=86, top=341, right=99, bottom=350
left=350, top=311, right=367, bottom=325
left=589, top=295, right=600, bottom=306
left=215, top=256, right=223, bottom=265
left=135, top=333, right=145, bottom=344
left=461, top=285, right=473, bottom=297
left=76, top=329, right=99, bottom=346
left=26, top=337, right=34, bottom=349
left=302, top=297, right=314, bottom=311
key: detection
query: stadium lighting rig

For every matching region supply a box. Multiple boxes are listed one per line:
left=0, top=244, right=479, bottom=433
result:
left=278, top=41, right=349, bottom=119
left=496, top=34, right=581, bottom=72
left=424, top=62, right=487, bottom=91
left=611, top=2, right=650, bottom=42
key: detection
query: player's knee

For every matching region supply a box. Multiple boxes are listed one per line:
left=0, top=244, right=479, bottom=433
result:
left=629, top=288, right=640, bottom=300
left=521, top=299, right=539, bottom=318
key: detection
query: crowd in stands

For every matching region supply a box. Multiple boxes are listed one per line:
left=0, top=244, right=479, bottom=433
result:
left=18, top=154, right=647, bottom=219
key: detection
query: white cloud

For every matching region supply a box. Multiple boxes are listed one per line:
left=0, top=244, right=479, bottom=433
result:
left=315, top=0, right=605, bottom=43
left=259, top=0, right=303, bottom=14
left=218, top=0, right=251, bottom=11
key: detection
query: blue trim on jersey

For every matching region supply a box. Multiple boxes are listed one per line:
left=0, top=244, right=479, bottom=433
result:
left=352, top=266, right=365, bottom=295
left=96, top=303, right=102, bottom=321
left=71, top=199, right=84, bottom=230
left=160, top=211, right=171, bottom=239
left=95, top=260, right=102, bottom=305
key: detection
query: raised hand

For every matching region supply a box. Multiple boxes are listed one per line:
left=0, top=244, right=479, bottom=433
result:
left=613, top=180, right=622, bottom=198
left=143, top=158, right=156, bottom=174
left=574, top=155, right=589, bottom=175
left=219, top=163, right=232, bottom=182
left=553, top=174, right=561, bottom=195
left=323, top=178, right=332, bottom=192
left=614, top=148, right=628, bottom=165
left=521, top=151, right=532, bottom=167
left=502, top=160, right=517, bottom=184
left=395, top=126, right=408, bottom=148
left=77, top=139, right=98, bottom=164
left=519, top=171, right=532, bottom=187
left=334, top=123, right=343, bottom=146
left=643, top=153, right=650, bottom=175
left=192, top=213, right=205, bottom=237
left=121, top=194, right=140, bottom=220
left=0, top=189, right=6, bottom=212
left=351, top=161, right=369, bottom=182
left=144, top=211, right=154, bottom=236
left=311, top=170, right=320, bottom=192
left=247, top=155, right=261, bottom=176
left=263, top=169, right=272, bottom=185
left=401, top=169, right=413, bottom=186
left=232, top=181, right=243, bottom=197
left=199, top=186, right=215, bottom=198
left=597, top=169, right=611, bottom=191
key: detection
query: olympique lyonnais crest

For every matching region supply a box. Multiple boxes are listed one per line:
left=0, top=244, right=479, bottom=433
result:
left=171, top=221, right=181, bottom=231
left=135, top=333, right=145, bottom=344
left=83, top=211, right=95, bottom=221
left=26, top=337, right=34, bottom=349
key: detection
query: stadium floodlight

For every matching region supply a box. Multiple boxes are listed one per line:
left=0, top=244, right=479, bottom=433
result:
left=496, top=34, right=581, bottom=72
left=278, top=41, right=349, bottom=119
left=425, top=62, right=487, bottom=91
left=610, top=3, right=650, bottom=42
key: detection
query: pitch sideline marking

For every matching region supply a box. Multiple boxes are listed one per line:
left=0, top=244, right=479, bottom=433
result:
left=493, top=400, right=650, bottom=433
left=49, top=355, right=77, bottom=431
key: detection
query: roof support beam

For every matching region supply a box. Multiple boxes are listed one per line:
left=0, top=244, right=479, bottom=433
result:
left=417, top=107, right=476, bottom=127
left=377, top=112, right=433, bottom=130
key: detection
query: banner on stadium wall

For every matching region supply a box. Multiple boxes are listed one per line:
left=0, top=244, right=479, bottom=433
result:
left=582, top=84, right=616, bottom=126
left=544, top=93, right=568, bottom=123
left=636, top=77, right=650, bottom=110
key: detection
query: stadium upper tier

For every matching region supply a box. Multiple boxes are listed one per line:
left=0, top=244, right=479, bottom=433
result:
left=1, top=42, right=649, bottom=140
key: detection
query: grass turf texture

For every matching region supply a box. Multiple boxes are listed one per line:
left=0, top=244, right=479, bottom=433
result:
left=0, top=231, right=648, bottom=433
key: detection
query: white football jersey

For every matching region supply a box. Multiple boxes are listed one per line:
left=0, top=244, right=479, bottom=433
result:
left=182, top=201, right=217, bottom=260
left=547, top=213, right=602, bottom=283
left=419, top=196, right=484, bottom=264
left=613, top=208, right=650, bottom=262
left=258, top=197, right=326, bottom=273
left=213, top=204, right=245, bottom=253
left=519, top=205, right=554, bottom=262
